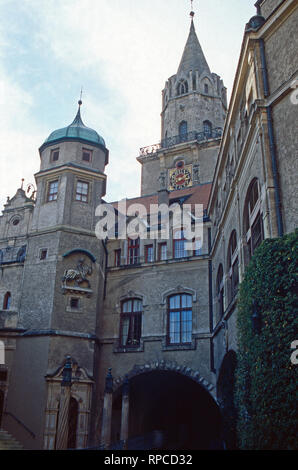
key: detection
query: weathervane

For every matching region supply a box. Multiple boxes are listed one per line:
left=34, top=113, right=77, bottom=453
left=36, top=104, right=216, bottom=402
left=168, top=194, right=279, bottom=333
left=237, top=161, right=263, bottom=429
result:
left=190, top=0, right=195, bottom=19
left=78, top=86, right=83, bottom=106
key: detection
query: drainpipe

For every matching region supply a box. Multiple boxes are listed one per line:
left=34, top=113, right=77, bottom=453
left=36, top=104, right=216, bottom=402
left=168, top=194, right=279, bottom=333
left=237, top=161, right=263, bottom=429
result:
left=258, top=38, right=284, bottom=237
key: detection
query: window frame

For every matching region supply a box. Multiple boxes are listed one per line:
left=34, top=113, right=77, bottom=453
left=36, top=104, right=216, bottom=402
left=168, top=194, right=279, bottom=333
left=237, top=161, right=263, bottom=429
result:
left=75, top=180, right=89, bottom=203
left=39, top=249, right=48, bottom=260
left=158, top=242, right=167, bottom=261
left=120, top=298, right=143, bottom=348
left=203, top=120, right=212, bottom=138
left=47, top=180, right=59, bottom=202
left=3, top=292, right=11, bottom=310
left=50, top=148, right=60, bottom=162
left=228, top=231, right=239, bottom=301
left=127, top=238, right=140, bottom=265
left=167, top=293, right=193, bottom=345
left=82, top=148, right=92, bottom=163
left=173, top=229, right=189, bottom=259
left=216, top=264, right=224, bottom=320
left=244, top=179, right=264, bottom=260
left=145, top=244, right=154, bottom=263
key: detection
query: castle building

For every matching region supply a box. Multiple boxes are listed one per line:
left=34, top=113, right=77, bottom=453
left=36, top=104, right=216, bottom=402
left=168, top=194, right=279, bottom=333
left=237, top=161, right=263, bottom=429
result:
left=0, top=0, right=297, bottom=450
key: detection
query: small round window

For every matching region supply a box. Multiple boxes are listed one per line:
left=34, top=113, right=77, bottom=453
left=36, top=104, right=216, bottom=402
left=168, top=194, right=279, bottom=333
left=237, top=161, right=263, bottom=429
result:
left=12, top=218, right=20, bottom=226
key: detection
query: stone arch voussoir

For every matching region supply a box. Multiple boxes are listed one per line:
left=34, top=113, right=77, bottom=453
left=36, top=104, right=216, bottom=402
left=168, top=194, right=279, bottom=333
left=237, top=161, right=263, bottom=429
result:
left=112, top=361, right=216, bottom=399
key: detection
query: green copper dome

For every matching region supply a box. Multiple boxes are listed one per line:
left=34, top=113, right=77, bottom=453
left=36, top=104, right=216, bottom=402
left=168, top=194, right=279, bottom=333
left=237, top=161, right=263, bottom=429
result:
left=41, top=104, right=106, bottom=150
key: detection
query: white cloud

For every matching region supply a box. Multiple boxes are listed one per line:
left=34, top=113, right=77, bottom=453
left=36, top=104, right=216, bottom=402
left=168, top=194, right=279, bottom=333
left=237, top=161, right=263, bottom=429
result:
left=0, top=0, right=257, bottom=209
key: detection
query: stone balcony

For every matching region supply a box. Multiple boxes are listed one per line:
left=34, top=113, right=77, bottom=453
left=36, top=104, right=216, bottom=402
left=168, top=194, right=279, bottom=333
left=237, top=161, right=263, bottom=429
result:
left=139, top=127, right=223, bottom=158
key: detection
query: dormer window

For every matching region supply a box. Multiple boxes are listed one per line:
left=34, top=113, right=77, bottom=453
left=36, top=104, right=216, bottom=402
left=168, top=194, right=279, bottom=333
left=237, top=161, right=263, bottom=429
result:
left=82, top=149, right=92, bottom=162
left=51, top=148, right=59, bottom=162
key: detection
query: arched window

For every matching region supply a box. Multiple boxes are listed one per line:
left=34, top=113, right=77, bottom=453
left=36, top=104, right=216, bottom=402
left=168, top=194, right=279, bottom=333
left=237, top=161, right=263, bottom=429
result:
left=3, top=292, right=11, bottom=310
left=203, top=120, right=212, bottom=138
left=167, top=294, right=192, bottom=344
left=204, top=83, right=209, bottom=94
left=193, top=76, right=197, bottom=91
left=244, top=179, right=264, bottom=261
left=177, top=79, right=188, bottom=96
left=120, top=299, right=142, bottom=347
left=227, top=231, right=239, bottom=302
left=179, top=121, right=188, bottom=143
left=216, top=264, right=224, bottom=320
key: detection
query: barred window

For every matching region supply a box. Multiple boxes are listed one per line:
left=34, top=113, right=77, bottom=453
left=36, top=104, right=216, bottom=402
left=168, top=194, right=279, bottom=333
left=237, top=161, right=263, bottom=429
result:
left=167, top=294, right=192, bottom=345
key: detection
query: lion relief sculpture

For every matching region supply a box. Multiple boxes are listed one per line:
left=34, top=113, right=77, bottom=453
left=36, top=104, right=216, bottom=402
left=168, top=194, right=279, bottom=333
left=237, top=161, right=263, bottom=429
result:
left=62, top=258, right=92, bottom=289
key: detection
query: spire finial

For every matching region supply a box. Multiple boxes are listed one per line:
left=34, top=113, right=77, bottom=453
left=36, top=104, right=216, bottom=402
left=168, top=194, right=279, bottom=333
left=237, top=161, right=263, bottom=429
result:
left=190, top=0, right=195, bottom=20
left=78, top=87, right=83, bottom=106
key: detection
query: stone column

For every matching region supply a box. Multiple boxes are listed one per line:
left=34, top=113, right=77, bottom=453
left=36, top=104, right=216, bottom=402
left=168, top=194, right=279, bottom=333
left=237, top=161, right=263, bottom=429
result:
left=56, top=357, right=72, bottom=450
left=120, top=375, right=130, bottom=448
left=100, top=368, right=113, bottom=449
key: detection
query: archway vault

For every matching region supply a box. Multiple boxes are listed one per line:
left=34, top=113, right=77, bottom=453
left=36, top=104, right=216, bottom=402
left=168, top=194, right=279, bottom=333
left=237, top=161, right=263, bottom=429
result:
left=112, top=360, right=216, bottom=399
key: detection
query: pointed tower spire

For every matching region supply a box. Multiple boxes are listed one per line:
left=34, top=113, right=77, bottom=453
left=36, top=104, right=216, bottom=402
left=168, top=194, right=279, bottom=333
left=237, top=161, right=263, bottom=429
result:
left=177, top=7, right=210, bottom=77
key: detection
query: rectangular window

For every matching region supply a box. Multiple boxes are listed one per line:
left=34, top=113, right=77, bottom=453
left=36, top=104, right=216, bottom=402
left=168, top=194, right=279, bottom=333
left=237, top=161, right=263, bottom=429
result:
left=128, top=238, right=140, bottom=265
left=76, top=181, right=89, bottom=203
left=173, top=231, right=188, bottom=259
left=121, top=299, right=142, bottom=347
left=114, top=249, right=121, bottom=267
left=145, top=245, right=154, bottom=263
left=193, top=238, right=202, bottom=256
left=51, top=149, right=59, bottom=162
left=70, top=298, right=79, bottom=309
left=168, top=294, right=192, bottom=345
left=40, top=249, right=48, bottom=260
left=47, top=180, right=58, bottom=201
left=158, top=242, right=167, bottom=261
left=82, top=149, right=92, bottom=162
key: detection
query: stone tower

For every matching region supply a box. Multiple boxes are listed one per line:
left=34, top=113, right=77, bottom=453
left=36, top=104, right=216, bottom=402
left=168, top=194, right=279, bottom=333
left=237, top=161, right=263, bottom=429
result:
left=2, top=102, right=109, bottom=450
left=138, top=14, right=227, bottom=196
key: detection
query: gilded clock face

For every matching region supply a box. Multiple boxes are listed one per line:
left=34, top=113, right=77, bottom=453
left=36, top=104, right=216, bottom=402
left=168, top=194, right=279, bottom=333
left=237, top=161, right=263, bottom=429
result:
left=168, top=161, right=192, bottom=190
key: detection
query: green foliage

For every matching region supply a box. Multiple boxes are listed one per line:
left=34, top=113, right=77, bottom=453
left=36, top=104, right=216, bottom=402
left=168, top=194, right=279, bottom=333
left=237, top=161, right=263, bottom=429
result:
left=235, top=230, right=298, bottom=450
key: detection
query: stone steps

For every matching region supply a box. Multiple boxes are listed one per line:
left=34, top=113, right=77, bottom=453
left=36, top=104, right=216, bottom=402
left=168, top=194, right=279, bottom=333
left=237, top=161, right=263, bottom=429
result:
left=0, top=429, right=23, bottom=450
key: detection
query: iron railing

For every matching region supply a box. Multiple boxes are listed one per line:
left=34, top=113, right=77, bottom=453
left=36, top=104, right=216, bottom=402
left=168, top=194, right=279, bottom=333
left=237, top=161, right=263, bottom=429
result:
left=139, top=128, right=223, bottom=157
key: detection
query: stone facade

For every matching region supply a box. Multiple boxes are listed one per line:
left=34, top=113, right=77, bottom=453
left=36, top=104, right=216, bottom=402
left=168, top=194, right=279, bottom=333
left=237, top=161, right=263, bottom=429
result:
left=0, top=1, right=297, bottom=450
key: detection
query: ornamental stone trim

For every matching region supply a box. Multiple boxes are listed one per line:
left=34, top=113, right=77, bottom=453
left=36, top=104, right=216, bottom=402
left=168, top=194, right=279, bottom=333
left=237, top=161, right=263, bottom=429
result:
left=112, top=361, right=215, bottom=398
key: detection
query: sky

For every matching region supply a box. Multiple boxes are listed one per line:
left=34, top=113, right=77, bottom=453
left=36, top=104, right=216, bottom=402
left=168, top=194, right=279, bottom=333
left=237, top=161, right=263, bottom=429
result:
left=0, top=0, right=256, bottom=211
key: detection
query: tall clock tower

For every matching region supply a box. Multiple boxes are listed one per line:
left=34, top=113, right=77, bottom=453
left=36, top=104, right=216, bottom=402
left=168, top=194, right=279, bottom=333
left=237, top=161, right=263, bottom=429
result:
left=137, top=12, right=227, bottom=196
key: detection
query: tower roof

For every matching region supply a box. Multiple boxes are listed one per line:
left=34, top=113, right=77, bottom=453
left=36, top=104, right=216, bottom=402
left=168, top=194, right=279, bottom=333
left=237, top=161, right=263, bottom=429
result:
left=177, top=18, right=210, bottom=77
left=40, top=103, right=106, bottom=151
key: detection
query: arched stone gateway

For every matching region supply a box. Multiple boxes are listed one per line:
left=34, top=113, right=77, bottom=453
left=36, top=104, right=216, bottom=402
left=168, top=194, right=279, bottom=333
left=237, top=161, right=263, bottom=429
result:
left=113, top=361, right=216, bottom=397
left=109, top=364, right=223, bottom=450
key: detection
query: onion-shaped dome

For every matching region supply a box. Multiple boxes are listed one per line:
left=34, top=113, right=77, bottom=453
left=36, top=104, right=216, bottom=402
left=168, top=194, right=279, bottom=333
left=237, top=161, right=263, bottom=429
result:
left=40, top=102, right=106, bottom=152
